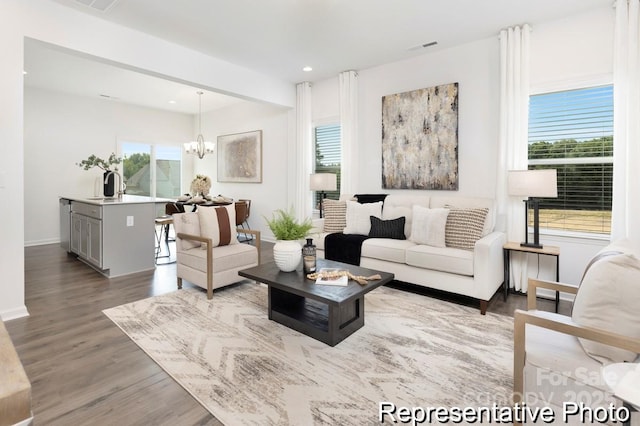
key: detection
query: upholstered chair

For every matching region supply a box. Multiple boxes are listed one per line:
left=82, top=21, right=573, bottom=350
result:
left=173, top=203, right=261, bottom=299
left=513, top=239, right=640, bottom=425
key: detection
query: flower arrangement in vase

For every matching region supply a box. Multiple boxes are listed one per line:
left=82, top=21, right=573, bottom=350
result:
left=190, top=174, right=212, bottom=198
left=77, top=153, right=123, bottom=197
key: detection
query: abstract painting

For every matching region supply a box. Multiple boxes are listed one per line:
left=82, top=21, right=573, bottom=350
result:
left=381, top=83, right=458, bottom=190
left=217, top=130, right=262, bottom=183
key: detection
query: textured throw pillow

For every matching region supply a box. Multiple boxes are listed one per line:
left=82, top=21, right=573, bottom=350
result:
left=444, top=207, right=489, bottom=250
left=368, top=216, right=406, bottom=240
left=409, top=206, right=449, bottom=247
left=354, top=194, right=388, bottom=204
left=572, top=251, right=640, bottom=363
left=322, top=199, right=347, bottom=233
left=173, top=212, right=201, bottom=250
left=343, top=200, right=383, bottom=235
left=197, top=204, right=238, bottom=248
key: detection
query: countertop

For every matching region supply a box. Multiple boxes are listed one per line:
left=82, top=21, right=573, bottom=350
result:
left=60, top=195, right=174, bottom=206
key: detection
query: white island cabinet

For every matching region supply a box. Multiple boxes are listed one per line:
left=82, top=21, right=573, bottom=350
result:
left=61, top=195, right=171, bottom=277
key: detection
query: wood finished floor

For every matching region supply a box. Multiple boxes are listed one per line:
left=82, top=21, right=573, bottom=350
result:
left=6, top=242, right=571, bottom=425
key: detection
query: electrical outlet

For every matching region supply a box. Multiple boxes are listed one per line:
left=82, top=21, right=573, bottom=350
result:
left=126, top=216, right=134, bottom=227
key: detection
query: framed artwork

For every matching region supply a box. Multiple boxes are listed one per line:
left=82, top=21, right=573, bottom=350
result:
left=217, top=130, right=262, bottom=183
left=381, top=82, right=459, bottom=190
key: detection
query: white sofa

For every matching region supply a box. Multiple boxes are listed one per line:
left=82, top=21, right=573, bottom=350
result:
left=312, top=194, right=506, bottom=314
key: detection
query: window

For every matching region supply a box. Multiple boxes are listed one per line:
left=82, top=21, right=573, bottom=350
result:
left=313, top=124, right=341, bottom=210
left=528, top=85, right=613, bottom=234
left=121, top=142, right=182, bottom=198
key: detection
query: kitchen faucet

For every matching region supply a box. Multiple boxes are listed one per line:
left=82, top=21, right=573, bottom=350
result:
left=104, top=170, right=126, bottom=199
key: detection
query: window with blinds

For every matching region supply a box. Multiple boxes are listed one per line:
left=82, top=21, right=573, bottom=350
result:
left=314, top=124, right=341, bottom=209
left=528, top=85, right=613, bottom=234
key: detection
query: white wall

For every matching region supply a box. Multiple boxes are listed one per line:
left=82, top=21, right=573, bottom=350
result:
left=312, top=37, right=501, bottom=198
left=189, top=102, right=292, bottom=241
left=357, top=37, right=500, bottom=197
left=0, top=0, right=294, bottom=320
left=23, top=87, right=194, bottom=245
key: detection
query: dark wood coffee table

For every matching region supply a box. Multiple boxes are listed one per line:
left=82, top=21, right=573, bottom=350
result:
left=239, top=259, right=394, bottom=346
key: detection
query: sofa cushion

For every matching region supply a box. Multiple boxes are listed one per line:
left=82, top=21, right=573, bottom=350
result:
left=444, top=207, right=488, bottom=250
left=198, top=204, right=238, bottom=248
left=322, top=199, right=347, bottom=233
left=361, top=238, right=416, bottom=264
left=382, top=195, right=430, bottom=238
left=173, top=212, right=201, bottom=250
left=409, top=206, right=449, bottom=248
left=572, top=250, right=640, bottom=363
left=405, top=245, right=474, bottom=276
left=343, top=200, right=382, bottom=235
left=178, top=243, right=257, bottom=273
left=368, top=216, right=406, bottom=240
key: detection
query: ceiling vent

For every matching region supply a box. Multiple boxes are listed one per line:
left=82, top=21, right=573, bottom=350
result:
left=74, top=0, right=120, bottom=12
left=408, top=41, right=438, bottom=51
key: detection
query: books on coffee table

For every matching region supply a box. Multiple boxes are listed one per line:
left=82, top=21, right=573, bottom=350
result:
left=314, top=268, right=348, bottom=286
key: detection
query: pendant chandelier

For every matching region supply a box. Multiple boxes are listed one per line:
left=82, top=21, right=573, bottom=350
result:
left=184, top=91, right=215, bottom=159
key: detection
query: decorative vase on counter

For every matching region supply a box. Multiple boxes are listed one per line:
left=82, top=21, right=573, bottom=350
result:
left=273, top=240, right=302, bottom=272
left=103, top=171, right=115, bottom=197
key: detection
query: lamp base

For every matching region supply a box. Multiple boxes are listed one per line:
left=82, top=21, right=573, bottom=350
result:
left=520, top=242, right=543, bottom=249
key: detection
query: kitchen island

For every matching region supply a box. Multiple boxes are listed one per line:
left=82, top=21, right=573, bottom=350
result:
left=60, top=195, right=173, bottom=277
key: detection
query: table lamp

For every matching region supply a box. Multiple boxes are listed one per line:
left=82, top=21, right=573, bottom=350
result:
left=310, top=173, right=337, bottom=218
left=507, top=169, right=558, bottom=249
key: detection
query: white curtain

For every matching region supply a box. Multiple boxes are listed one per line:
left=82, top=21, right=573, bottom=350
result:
left=497, top=24, right=531, bottom=292
left=295, top=82, right=313, bottom=221
left=339, top=70, right=358, bottom=195
left=612, top=0, right=640, bottom=244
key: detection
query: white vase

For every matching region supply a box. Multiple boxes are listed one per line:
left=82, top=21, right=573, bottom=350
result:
left=273, top=240, right=302, bottom=272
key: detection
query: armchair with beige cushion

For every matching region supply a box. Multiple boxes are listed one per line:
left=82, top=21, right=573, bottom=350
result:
left=514, top=239, right=640, bottom=425
left=173, top=203, right=261, bottom=299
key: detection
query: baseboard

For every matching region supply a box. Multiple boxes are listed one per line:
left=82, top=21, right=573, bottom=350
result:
left=24, top=238, right=59, bottom=247
left=0, top=305, right=30, bottom=321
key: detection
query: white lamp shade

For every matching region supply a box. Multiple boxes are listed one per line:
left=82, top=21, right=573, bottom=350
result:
left=508, top=169, right=558, bottom=198
left=310, top=173, right=337, bottom=191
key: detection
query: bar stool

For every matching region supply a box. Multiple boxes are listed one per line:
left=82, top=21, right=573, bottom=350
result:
left=154, top=202, right=181, bottom=264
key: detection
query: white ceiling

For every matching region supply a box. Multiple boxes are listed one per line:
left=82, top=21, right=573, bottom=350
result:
left=28, top=0, right=612, bottom=114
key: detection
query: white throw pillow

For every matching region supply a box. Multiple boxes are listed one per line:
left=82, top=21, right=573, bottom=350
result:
left=409, top=206, right=449, bottom=248
left=197, top=204, right=238, bottom=248
left=572, top=251, right=640, bottom=363
left=342, top=200, right=382, bottom=235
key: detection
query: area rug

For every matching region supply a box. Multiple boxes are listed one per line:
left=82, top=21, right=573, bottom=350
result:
left=103, top=284, right=514, bottom=425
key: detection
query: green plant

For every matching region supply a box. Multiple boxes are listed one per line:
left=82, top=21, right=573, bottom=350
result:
left=264, top=207, right=313, bottom=240
left=77, top=153, right=122, bottom=172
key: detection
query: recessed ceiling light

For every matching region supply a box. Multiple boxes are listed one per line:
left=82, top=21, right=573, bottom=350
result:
left=302, top=66, right=313, bottom=72
left=168, top=100, right=176, bottom=104
left=23, top=70, right=27, bottom=75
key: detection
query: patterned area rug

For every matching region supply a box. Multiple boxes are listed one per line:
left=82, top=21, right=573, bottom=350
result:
left=103, top=284, right=513, bottom=425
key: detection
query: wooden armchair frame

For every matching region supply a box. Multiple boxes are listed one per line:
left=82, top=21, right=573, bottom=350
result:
left=513, top=277, right=640, bottom=405
left=176, top=228, right=261, bottom=299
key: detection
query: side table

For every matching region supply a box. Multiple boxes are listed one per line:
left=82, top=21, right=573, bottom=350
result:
left=503, top=242, right=560, bottom=312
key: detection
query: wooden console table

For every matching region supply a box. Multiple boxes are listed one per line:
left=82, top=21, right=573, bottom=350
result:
left=503, top=242, right=560, bottom=312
